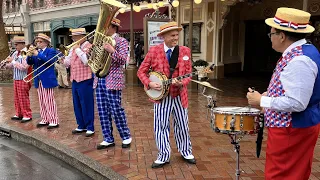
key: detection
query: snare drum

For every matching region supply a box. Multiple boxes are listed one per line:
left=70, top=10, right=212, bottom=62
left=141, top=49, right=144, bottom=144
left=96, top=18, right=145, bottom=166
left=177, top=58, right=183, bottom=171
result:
left=210, top=106, right=260, bottom=134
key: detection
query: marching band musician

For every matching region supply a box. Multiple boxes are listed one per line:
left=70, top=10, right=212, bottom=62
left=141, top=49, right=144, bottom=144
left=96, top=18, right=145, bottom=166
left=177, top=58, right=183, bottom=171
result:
left=137, top=22, right=196, bottom=168
left=26, top=33, right=60, bottom=129
left=60, top=28, right=95, bottom=137
left=2, top=36, right=32, bottom=123
left=247, top=8, right=320, bottom=180
left=94, top=18, right=132, bottom=149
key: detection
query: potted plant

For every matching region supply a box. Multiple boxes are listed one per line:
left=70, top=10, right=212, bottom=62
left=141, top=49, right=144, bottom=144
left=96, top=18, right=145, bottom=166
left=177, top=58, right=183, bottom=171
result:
left=193, top=59, right=209, bottom=80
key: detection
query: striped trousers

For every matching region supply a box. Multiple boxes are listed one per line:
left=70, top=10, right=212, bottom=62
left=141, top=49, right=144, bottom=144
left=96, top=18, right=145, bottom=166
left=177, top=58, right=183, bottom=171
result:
left=14, top=80, right=32, bottom=118
left=154, top=95, right=192, bottom=162
left=37, top=81, right=59, bottom=125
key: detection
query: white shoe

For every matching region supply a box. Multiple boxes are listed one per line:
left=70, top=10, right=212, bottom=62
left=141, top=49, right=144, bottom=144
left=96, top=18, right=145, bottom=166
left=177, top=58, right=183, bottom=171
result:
left=183, top=154, right=195, bottom=159
left=154, top=160, right=166, bottom=164
left=75, top=128, right=86, bottom=131
left=122, top=137, right=132, bottom=145
left=100, top=141, right=114, bottom=146
left=85, top=130, right=95, bottom=137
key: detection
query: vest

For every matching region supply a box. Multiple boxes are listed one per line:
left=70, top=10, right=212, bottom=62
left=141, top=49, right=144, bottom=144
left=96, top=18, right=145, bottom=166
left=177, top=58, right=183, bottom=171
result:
left=265, top=44, right=320, bottom=128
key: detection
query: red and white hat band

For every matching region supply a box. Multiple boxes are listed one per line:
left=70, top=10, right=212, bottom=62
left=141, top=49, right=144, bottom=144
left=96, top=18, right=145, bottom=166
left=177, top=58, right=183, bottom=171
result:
left=274, top=16, right=308, bottom=30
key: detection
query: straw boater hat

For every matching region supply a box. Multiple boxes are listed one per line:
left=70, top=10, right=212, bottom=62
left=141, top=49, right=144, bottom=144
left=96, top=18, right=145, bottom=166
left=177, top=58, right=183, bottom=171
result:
left=12, top=36, right=25, bottom=43
left=265, top=7, right=315, bottom=33
left=36, top=33, right=51, bottom=43
left=111, top=18, right=121, bottom=27
left=69, top=28, right=87, bottom=36
left=157, top=21, right=182, bottom=36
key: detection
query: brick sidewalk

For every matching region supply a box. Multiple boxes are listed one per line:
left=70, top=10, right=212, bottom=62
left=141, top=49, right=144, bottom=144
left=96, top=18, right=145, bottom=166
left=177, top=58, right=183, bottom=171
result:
left=0, top=77, right=319, bottom=180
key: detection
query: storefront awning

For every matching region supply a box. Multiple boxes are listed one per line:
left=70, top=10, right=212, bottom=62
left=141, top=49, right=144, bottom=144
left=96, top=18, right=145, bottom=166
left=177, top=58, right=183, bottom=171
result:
left=5, top=25, right=24, bottom=35
left=117, top=7, right=169, bottom=34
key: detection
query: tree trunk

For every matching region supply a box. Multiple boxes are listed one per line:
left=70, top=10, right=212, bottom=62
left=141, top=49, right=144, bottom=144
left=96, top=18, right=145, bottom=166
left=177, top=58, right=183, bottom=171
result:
left=0, top=0, right=10, bottom=60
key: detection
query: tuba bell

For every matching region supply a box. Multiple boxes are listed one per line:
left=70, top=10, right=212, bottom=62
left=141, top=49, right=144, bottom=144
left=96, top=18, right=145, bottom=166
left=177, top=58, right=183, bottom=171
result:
left=87, top=0, right=125, bottom=78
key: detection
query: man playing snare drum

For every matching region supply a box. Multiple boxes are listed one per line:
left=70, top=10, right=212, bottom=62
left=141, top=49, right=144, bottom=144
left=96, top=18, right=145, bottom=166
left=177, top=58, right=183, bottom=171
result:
left=137, top=21, right=196, bottom=168
left=247, top=7, right=320, bottom=180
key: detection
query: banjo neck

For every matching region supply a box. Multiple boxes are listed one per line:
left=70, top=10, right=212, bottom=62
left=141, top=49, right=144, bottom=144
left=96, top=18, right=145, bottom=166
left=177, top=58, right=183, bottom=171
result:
left=163, top=71, right=199, bottom=86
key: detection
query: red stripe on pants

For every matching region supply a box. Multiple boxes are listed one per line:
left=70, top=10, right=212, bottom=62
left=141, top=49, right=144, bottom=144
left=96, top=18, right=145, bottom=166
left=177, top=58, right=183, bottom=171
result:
left=265, top=123, right=320, bottom=180
left=14, top=80, right=32, bottom=118
left=37, top=81, right=59, bottom=125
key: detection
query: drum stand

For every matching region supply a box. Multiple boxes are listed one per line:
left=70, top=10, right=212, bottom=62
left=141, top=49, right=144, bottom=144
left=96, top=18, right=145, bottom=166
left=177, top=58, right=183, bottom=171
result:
left=201, top=87, right=216, bottom=120
left=229, top=133, right=244, bottom=180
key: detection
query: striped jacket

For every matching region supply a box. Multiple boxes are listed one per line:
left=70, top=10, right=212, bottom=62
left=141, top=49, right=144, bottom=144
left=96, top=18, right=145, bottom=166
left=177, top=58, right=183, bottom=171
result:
left=6, top=50, right=30, bottom=80
left=93, top=33, right=129, bottom=90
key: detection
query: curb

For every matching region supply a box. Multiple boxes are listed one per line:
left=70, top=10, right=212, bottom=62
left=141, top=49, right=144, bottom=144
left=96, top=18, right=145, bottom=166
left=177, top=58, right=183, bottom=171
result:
left=0, top=124, right=127, bottom=180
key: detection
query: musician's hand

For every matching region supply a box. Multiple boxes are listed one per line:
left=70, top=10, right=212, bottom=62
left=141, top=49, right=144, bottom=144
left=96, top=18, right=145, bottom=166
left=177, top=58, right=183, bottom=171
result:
left=33, top=50, right=38, bottom=56
left=149, top=82, right=162, bottom=91
left=58, top=57, right=64, bottom=64
left=6, top=57, right=13, bottom=62
left=73, top=44, right=80, bottom=50
left=104, top=43, right=115, bottom=53
left=172, top=78, right=183, bottom=87
left=246, top=87, right=262, bottom=106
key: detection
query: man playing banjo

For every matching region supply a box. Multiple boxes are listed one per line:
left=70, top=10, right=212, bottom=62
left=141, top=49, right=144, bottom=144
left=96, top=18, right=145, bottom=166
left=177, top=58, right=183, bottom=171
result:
left=137, top=21, right=196, bottom=168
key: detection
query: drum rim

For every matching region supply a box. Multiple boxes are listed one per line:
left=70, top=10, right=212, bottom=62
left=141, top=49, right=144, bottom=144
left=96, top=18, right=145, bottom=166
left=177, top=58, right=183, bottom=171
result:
left=211, top=106, right=260, bottom=114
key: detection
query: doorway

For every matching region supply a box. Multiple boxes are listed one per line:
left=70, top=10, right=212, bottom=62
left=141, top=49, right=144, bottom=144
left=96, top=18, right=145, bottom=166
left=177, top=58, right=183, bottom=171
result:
left=243, top=20, right=281, bottom=78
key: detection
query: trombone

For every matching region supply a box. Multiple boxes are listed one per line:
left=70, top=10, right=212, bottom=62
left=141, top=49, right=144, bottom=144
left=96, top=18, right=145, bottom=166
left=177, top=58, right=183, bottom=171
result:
left=0, top=50, right=17, bottom=69
left=23, top=30, right=96, bottom=83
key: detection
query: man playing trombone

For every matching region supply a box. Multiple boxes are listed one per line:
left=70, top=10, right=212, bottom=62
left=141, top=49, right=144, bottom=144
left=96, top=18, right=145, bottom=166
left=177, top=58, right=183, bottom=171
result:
left=1, top=36, right=32, bottom=123
left=60, top=28, right=95, bottom=137
left=26, top=33, right=60, bottom=129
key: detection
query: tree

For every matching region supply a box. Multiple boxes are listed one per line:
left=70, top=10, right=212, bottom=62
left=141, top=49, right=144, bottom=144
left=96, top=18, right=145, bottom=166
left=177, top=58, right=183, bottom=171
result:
left=0, top=0, right=9, bottom=60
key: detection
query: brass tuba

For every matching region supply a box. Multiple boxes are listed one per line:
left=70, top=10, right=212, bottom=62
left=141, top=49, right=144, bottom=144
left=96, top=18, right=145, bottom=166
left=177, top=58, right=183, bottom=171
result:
left=88, top=0, right=125, bottom=78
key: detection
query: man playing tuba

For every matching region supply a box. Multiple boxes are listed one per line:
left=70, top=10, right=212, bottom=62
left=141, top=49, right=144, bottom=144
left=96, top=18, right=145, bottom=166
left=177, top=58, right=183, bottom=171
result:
left=26, top=33, right=60, bottom=129
left=94, top=18, right=132, bottom=150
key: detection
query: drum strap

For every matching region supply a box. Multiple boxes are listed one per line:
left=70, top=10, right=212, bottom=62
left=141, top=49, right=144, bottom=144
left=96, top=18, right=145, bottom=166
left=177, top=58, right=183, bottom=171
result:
left=169, top=45, right=179, bottom=79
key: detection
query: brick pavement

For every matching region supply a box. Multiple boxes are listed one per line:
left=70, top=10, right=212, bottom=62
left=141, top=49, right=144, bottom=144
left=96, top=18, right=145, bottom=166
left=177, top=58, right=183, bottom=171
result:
left=0, top=77, right=320, bottom=180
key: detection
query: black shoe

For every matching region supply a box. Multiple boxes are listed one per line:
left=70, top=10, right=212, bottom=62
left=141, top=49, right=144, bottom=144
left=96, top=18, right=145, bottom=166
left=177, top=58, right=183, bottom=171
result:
left=58, top=86, right=64, bottom=89
left=181, top=156, right=196, bottom=164
left=21, top=118, right=32, bottom=123
left=72, top=129, right=86, bottom=134
left=96, top=143, right=115, bottom=150
left=47, top=124, right=59, bottom=129
left=36, top=123, right=49, bottom=128
left=11, top=116, right=22, bottom=120
left=151, top=161, right=170, bottom=169
left=122, top=143, right=131, bottom=148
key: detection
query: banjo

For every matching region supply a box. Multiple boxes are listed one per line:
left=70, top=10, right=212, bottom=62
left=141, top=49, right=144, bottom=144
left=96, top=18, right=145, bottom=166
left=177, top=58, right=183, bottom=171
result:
left=145, top=64, right=215, bottom=100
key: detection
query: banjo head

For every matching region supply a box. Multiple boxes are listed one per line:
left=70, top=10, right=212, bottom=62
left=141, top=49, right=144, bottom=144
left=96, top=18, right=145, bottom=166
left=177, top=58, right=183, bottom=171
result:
left=146, top=72, right=167, bottom=100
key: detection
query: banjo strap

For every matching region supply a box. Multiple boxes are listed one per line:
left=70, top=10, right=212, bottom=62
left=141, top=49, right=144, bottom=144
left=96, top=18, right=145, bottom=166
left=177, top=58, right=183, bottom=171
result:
left=169, top=45, right=179, bottom=79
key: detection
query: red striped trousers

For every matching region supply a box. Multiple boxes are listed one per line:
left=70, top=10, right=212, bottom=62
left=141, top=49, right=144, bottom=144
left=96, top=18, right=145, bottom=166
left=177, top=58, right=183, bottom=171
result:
left=14, top=80, right=32, bottom=118
left=37, top=81, right=59, bottom=125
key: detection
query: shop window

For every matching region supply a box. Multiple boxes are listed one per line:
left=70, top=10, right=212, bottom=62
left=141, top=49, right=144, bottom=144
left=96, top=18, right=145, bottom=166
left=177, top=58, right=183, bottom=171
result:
left=5, top=0, right=10, bottom=13
left=12, top=0, right=16, bottom=11
left=32, top=0, right=37, bottom=8
left=183, top=23, right=202, bottom=53
left=39, top=0, right=44, bottom=7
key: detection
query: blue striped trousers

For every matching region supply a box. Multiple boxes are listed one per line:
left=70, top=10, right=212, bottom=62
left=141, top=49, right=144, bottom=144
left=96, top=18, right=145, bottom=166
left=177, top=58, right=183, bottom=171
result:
left=154, top=95, right=192, bottom=162
left=96, top=78, right=131, bottom=143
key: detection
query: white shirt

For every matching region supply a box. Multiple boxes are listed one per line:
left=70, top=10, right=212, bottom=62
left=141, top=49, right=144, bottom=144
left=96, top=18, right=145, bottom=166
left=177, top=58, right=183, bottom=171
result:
left=64, top=41, right=89, bottom=66
left=260, top=39, right=318, bottom=112
left=164, top=43, right=174, bottom=55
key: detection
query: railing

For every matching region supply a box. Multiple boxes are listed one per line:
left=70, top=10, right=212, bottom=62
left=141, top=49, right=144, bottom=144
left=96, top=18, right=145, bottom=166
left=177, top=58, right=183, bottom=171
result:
left=30, top=0, right=97, bottom=11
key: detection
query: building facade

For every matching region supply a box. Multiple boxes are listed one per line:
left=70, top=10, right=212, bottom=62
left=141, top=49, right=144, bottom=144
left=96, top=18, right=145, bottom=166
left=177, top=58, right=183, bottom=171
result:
left=174, top=0, right=320, bottom=78
left=3, top=0, right=320, bottom=79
